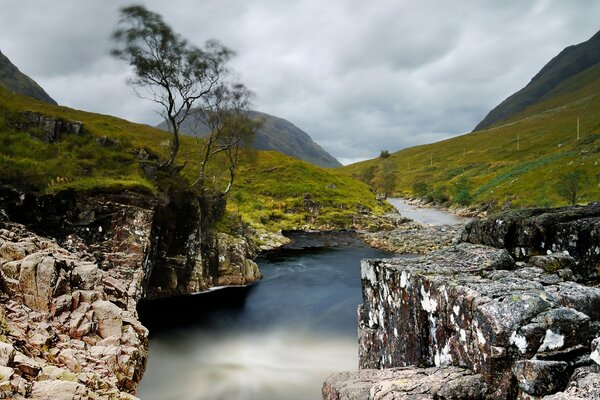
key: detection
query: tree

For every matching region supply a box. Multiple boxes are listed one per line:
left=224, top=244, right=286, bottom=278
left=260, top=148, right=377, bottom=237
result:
left=379, top=150, right=390, bottom=159
left=557, top=169, right=588, bottom=205
left=452, top=176, right=472, bottom=206
left=371, top=159, right=396, bottom=197
left=412, top=181, right=430, bottom=198
left=192, top=83, right=259, bottom=195
left=111, top=5, right=232, bottom=168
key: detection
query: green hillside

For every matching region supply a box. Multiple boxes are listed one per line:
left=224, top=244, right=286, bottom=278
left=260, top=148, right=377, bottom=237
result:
left=0, top=86, right=388, bottom=231
left=343, top=62, right=600, bottom=210
left=474, top=30, right=600, bottom=131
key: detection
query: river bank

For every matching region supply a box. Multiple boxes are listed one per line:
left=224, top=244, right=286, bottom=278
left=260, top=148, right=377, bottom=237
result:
left=360, top=198, right=470, bottom=255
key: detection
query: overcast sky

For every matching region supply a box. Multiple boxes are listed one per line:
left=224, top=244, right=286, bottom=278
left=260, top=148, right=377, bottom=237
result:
left=1, top=1, right=598, bottom=164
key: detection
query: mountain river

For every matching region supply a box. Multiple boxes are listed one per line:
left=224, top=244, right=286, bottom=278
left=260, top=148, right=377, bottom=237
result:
left=137, top=200, right=460, bottom=400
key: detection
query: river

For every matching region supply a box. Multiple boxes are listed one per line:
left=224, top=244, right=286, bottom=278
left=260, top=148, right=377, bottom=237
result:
left=137, top=201, right=462, bottom=400
left=137, top=235, right=397, bottom=400
left=387, top=198, right=467, bottom=225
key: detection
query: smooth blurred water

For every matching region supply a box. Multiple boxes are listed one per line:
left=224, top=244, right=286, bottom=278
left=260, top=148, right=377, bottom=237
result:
left=137, top=242, right=396, bottom=400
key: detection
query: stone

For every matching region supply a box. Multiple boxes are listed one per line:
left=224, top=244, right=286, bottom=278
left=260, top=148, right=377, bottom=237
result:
left=0, top=366, right=13, bottom=382
left=543, top=364, right=600, bottom=400
left=512, top=360, right=569, bottom=396
left=358, top=243, right=600, bottom=397
left=323, top=366, right=487, bottom=400
left=19, top=253, right=58, bottom=312
left=0, top=342, right=15, bottom=366
left=92, top=300, right=123, bottom=339
left=529, top=253, right=576, bottom=273
left=462, top=205, right=600, bottom=282
left=592, top=337, right=600, bottom=365
left=31, top=380, right=89, bottom=399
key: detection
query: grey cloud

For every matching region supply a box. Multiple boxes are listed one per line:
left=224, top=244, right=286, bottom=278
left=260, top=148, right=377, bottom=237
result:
left=1, top=0, right=599, bottom=164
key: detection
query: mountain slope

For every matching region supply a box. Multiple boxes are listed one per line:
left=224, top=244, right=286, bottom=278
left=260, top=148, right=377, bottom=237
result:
left=474, top=29, right=600, bottom=131
left=0, top=86, right=386, bottom=231
left=157, top=110, right=341, bottom=168
left=343, top=61, right=600, bottom=210
left=0, top=50, right=57, bottom=105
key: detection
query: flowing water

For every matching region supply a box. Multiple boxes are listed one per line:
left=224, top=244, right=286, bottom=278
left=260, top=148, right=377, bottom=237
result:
left=137, top=237, right=397, bottom=400
left=387, top=198, right=468, bottom=226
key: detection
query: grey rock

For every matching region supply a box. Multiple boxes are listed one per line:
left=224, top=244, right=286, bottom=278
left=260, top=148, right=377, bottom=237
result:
left=462, top=204, right=600, bottom=282
left=513, top=360, right=569, bottom=396
left=323, top=366, right=486, bottom=400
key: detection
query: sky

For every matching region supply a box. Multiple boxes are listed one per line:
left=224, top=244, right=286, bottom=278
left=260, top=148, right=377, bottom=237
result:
left=1, top=1, right=599, bottom=165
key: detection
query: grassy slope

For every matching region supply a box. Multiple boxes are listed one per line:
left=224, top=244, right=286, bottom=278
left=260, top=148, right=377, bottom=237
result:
left=342, top=63, right=600, bottom=209
left=0, top=86, right=387, bottom=231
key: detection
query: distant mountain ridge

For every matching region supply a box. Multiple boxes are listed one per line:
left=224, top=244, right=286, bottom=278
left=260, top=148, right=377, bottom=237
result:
left=0, top=50, right=57, bottom=105
left=474, top=29, right=600, bottom=131
left=157, top=110, right=341, bottom=168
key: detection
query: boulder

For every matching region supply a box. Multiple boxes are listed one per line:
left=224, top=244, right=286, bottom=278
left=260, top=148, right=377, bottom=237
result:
left=0, top=342, right=15, bottom=366
left=358, top=243, right=600, bottom=397
left=92, top=300, right=123, bottom=339
left=31, top=380, right=90, bottom=399
left=512, top=360, right=569, bottom=396
left=462, top=205, right=600, bottom=282
left=323, top=366, right=487, bottom=400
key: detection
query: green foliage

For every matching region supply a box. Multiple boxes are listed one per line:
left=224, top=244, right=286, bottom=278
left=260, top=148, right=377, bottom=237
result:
left=556, top=168, right=589, bottom=205
left=111, top=5, right=233, bottom=167
left=371, top=159, right=396, bottom=196
left=379, top=150, right=390, bottom=159
left=412, top=182, right=430, bottom=198
left=0, top=86, right=387, bottom=232
left=452, top=176, right=472, bottom=206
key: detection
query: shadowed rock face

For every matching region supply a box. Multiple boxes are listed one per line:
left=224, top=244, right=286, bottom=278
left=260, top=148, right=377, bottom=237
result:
left=325, top=204, right=600, bottom=400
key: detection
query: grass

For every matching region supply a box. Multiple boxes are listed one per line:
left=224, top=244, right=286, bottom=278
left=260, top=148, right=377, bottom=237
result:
left=342, top=63, right=600, bottom=209
left=0, top=86, right=388, bottom=231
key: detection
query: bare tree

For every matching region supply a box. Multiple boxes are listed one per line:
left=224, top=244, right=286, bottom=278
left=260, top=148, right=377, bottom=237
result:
left=193, top=83, right=259, bottom=195
left=111, top=5, right=232, bottom=168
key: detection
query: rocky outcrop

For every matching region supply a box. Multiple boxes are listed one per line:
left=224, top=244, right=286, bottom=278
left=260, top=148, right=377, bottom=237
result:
left=461, top=204, right=600, bottom=283
left=0, top=187, right=262, bottom=398
left=11, top=111, right=83, bottom=143
left=326, top=205, right=600, bottom=399
left=0, top=221, right=146, bottom=398
left=323, top=366, right=487, bottom=400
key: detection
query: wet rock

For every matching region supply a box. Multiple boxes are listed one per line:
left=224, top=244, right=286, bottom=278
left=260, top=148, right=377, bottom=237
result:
left=513, top=360, right=570, bottom=396
left=322, top=366, right=487, bottom=400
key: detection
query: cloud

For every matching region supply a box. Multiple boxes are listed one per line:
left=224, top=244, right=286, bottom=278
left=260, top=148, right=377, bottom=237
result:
left=0, top=0, right=598, bottom=164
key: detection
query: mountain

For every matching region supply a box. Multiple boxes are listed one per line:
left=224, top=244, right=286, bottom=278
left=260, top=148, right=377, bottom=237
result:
left=0, top=50, right=57, bottom=105
left=343, top=48, right=600, bottom=210
left=157, top=110, right=342, bottom=168
left=474, top=29, right=600, bottom=131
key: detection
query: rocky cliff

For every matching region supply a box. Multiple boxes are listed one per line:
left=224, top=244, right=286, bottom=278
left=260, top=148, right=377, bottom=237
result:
left=324, top=205, right=600, bottom=399
left=0, top=187, right=261, bottom=398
